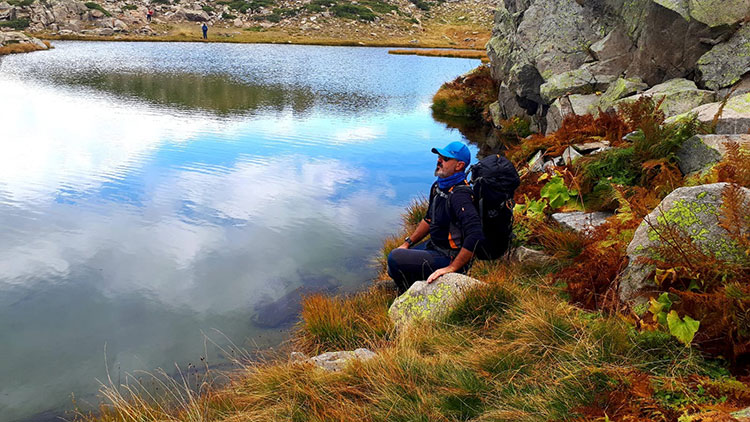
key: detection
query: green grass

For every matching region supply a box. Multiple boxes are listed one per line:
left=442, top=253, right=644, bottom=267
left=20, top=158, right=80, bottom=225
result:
left=202, top=5, right=215, bottom=12
left=122, top=4, right=138, bottom=10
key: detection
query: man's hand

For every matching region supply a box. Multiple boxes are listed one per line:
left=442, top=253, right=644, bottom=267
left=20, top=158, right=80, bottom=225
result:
left=426, top=267, right=454, bottom=284
left=397, top=242, right=410, bottom=250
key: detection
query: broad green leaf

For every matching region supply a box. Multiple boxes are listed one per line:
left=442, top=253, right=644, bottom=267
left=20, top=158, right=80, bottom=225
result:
left=667, top=311, right=700, bottom=346
left=540, top=176, right=573, bottom=209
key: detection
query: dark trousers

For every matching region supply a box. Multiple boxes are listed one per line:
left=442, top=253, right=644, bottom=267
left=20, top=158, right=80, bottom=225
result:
left=387, top=242, right=457, bottom=294
left=202, top=31, right=207, bottom=39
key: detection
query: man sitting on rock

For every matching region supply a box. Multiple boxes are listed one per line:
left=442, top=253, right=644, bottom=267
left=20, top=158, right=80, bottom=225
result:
left=387, top=141, right=484, bottom=294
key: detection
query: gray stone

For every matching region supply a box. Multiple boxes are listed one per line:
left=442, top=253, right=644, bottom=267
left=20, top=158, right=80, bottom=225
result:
left=568, top=94, right=601, bottom=116
left=551, top=211, right=612, bottom=233
left=619, top=183, right=750, bottom=301
left=574, top=141, right=610, bottom=153
left=621, top=1, right=726, bottom=86
left=488, top=101, right=502, bottom=127
left=496, top=83, right=530, bottom=119
left=733, top=406, right=750, bottom=421
left=388, top=273, right=483, bottom=331
left=540, top=67, right=616, bottom=104
left=528, top=150, right=545, bottom=172
left=112, top=19, right=127, bottom=31
left=697, top=24, right=750, bottom=91
left=179, top=8, right=209, bottom=21
left=510, top=246, right=555, bottom=266
left=89, top=8, right=104, bottom=18
left=308, top=348, right=376, bottom=372
left=672, top=93, right=750, bottom=135
left=676, top=134, right=750, bottom=174
left=546, top=96, right=573, bottom=135
left=562, top=146, right=582, bottom=165
left=598, top=77, right=648, bottom=111
left=590, top=26, right=633, bottom=63
left=654, top=0, right=750, bottom=28
left=719, top=74, right=750, bottom=101
left=615, top=78, right=716, bottom=118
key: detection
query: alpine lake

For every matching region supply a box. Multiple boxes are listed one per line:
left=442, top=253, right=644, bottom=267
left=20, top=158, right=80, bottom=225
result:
left=0, top=41, right=485, bottom=421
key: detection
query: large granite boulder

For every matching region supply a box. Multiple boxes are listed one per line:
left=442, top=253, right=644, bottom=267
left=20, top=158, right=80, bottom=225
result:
left=388, top=273, right=482, bottom=331
left=674, top=93, right=750, bottom=135
left=615, top=78, right=715, bottom=118
left=486, top=0, right=732, bottom=124
left=598, top=77, right=648, bottom=111
left=697, top=24, right=750, bottom=91
left=653, top=0, right=750, bottom=28
left=540, top=66, right=618, bottom=104
left=619, top=183, right=750, bottom=301
left=676, top=134, right=750, bottom=175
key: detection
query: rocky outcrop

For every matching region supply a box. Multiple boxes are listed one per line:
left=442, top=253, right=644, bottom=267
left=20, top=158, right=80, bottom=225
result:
left=653, top=0, right=750, bottom=28
left=388, top=273, right=482, bottom=331
left=697, top=24, right=750, bottom=91
left=486, top=0, right=746, bottom=129
left=618, top=183, right=750, bottom=302
left=0, top=30, right=49, bottom=53
left=614, top=78, right=715, bottom=118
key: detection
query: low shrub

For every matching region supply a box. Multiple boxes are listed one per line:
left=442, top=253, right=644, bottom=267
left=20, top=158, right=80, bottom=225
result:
left=202, top=5, right=214, bottom=12
left=331, top=3, right=376, bottom=21
left=431, top=65, right=497, bottom=118
left=122, top=4, right=138, bottom=10
left=0, top=18, right=30, bottom=29
left=7, top=0, right=34, bottom=6
left=84, top=1, right=112, bottom=16
left=221, top=11, right=236, bottom=19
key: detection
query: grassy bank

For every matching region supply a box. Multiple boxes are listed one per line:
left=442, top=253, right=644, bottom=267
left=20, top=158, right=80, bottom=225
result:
left=0, top=39, right=50, bottom=55
left=77, top=70, right=750, bottom=421
left=37, top=23, right=490, bottom=49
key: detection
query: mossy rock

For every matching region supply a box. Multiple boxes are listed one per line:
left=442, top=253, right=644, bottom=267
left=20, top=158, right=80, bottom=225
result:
left=619, top=183, right=750, bottom=301
left=615, top=78, right=715, bottom=118
left=388, top=273, right=482, bottom=331
left=697, top=24, right=750, bottom=91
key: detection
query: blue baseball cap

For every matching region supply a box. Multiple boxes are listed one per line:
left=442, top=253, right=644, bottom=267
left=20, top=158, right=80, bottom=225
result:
left=431, top=141, right=471, bottom=165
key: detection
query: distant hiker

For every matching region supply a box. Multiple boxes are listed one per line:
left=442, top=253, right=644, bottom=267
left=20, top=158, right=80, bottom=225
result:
left=147, top=9, right=153, bottom=22
left=202, top=23, right=208, bottom=39
left=387, top=141, right=484, bottom=294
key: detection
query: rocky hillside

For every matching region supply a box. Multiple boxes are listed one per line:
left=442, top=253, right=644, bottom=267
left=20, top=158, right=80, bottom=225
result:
left=0, top=0, right=497, bottom=44
left=486, top=0, right=750, bottom=134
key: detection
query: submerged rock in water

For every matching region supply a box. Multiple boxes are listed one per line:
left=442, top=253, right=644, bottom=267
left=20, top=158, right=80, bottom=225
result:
left=251, top=274, right=336, bottom=328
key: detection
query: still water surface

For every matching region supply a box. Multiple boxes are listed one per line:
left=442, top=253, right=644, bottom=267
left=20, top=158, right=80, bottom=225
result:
left=0, top=41, right=480, bottom=421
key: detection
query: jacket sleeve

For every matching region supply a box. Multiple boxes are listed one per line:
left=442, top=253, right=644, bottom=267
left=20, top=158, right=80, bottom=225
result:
left=450, top=189, right=484, bottom=252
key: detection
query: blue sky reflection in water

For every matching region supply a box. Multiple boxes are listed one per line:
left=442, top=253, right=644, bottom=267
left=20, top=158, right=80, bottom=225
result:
left=0, top=41, right=480, bottom=421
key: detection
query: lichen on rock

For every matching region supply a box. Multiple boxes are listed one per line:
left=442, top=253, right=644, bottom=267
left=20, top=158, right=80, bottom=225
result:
left=388, top=273, right=482, bottom=331
left=619, top=183, right=750, bottom=301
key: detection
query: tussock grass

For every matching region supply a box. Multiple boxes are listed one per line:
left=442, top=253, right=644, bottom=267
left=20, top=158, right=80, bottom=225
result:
left=293, top=285, right=396, bottom=355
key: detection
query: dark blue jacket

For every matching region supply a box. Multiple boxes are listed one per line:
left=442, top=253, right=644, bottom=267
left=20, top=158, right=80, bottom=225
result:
left=424, top=180, right=484, bottom=256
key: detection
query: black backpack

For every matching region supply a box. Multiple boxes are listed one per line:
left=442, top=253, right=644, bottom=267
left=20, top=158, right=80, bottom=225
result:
left=451, top=154, right=520, bottom=260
